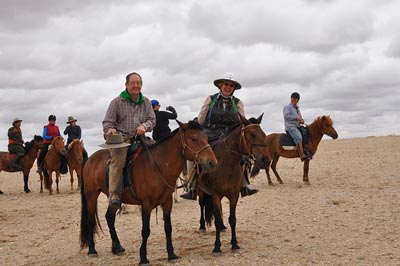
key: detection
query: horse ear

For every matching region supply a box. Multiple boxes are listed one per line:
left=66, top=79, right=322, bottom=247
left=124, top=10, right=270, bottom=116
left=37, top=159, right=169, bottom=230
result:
left=322, top=116, right=326, bottom=121
left=239, top=113, right=250, bottom=125
left=255, top=113, right=264, bottom=124
left=176, top=119, right=184, bottom=128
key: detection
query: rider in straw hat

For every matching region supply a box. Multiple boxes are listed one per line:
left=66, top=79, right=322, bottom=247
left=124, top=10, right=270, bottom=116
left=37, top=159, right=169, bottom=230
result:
left=180, top=73, right=258, bottom=200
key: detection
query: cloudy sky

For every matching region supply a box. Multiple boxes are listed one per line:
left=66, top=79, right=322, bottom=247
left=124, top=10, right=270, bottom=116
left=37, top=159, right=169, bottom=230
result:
left=1, top=0, right=399, bottom=154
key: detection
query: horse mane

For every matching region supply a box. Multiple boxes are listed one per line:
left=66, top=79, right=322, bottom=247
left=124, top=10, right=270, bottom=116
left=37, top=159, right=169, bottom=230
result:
left=68, top=139, right=81, bottom=149
left=151, top=120, right=203, bottom=147
left=313, top=115, right=333, bottom=127
left=24, top=135, right=43, bottom=151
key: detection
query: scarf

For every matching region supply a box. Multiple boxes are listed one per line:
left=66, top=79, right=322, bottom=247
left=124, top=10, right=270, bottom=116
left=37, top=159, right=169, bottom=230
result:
left=120, top=89, right=144, bottom=105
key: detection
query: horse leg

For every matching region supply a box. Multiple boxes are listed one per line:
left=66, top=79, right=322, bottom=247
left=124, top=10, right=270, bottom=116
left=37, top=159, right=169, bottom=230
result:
left=271, top=156, right=283, bottom=184
left=39, top=172, right=43, bottom=193
left=212, top=196, right=223, bottom=253
left=48, top=171, right=53, bottom=195
left=162, top=197, right=179, bottom=261
left=303, top=159, right=310, bottom=184
left=139, top=206, right=151, bottom=265
left=69, top=166, right=74, bottom=190
left=228, top=195, right=240, bottom=251
left=105, top=206, right=125, bottom=255
left=198, top=193, right=206, bottom=233
left=266, top=164, right=273, bottom=186
left=56, top=172, right=60, bottom=194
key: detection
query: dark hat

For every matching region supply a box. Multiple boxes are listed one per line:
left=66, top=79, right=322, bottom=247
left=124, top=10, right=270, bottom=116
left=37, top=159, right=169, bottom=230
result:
left=151, top=99, right=160, bottom=106
left=291, top=92, right=300, bottom=100
left=213, top=73, right=242, bottom=90
left=99, top=133, right=131, bottom=149
left=66, top=116, right=77, bottom=123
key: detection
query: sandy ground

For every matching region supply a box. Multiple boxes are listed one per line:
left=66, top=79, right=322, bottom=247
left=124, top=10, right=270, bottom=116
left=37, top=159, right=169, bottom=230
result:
left=1, top=135, right=399, bottom=266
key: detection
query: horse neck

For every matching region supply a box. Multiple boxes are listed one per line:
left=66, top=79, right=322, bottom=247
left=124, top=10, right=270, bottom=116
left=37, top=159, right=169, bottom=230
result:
left=24, top=145, right=40, bottom=164
left=307, top=121, right=324, bottom=151
left=148, top=131, right=185, bottom=180
left=218, top=126, right=243, bottom=160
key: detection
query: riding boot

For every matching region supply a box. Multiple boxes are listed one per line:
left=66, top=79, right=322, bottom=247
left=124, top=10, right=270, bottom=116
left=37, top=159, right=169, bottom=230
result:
left=296, top=143, right=307, bottom=161
left=304, top=145, right=313, bottom=160
left=180, top=174, right=198, bottom=200
left=240, top=173, right=259, bottom=197
left=60, top=155, right=68, bottom=174
left=23, top=175, right=31, bottom=193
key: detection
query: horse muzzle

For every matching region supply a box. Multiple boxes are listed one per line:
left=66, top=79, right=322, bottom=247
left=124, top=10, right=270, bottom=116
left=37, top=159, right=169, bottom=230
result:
left=199, top=158, right=218, bottom=173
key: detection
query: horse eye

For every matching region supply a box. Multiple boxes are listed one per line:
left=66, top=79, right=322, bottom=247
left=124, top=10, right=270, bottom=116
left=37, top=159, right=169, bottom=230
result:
left=190, top=137, right=198, bottom=142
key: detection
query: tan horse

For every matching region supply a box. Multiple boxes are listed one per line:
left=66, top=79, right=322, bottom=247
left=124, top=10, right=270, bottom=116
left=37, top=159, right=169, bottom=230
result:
left=0, top=136, right=43, bottom=193
left=251, top=115, right=338, bottom=185
left=38, top=136, right=67, bottom=194
left=80, top=121, right=218, bottom=265
left=67, top=139, right=83, bottom=190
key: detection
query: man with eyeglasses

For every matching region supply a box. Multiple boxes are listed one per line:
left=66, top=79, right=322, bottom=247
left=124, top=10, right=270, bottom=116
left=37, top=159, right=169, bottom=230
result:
left=103, top=72, right=156, bottom=209
left=180, top=73, right=258, bottom=200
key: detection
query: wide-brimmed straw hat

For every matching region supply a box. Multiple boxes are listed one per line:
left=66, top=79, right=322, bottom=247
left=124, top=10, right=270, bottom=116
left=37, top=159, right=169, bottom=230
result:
left=213, top=73, right=242, bottom=90
left=66, top=116, right=77, bottom=123
left=99, top=133, right=131, bottom=149
left=12, top=118, right=22, bottom=125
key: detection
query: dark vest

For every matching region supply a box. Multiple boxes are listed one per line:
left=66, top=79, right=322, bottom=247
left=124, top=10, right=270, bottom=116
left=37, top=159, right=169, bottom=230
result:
left=203, top=93, right=240, bottom=141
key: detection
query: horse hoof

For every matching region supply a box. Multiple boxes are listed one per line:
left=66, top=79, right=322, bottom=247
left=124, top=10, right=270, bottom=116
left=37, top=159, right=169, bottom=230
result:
left=168, top=254, right=179, bottom=261
left=221, top=225, right=227, bottom=232
left=199, top=229, right=206, bottom=234
left=112, top=243, right=125, bottom=255
left=88, top=250, right=98, bottom=257
left=139, top=259, right=150, bottom=266
left=231, top=246, right=241, bottom=253
left=304, top=181, right=310, bottom=185
left=268, top=182, right=275, bottom=186
left=212, top=248, right=222, bottom=254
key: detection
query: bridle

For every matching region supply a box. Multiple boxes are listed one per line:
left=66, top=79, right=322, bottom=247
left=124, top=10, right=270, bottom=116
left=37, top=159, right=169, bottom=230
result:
left=316, top=118, right=335, bottom=136
left=180, top=131, right=212, bottom=164
left=226, top=124, right=267, bottom=159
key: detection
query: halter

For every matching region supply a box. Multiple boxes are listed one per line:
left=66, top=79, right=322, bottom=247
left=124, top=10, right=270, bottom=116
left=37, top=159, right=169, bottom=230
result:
left=316, top=117, right=335, bottom=136
left=225, top=124, right=267, bottom=159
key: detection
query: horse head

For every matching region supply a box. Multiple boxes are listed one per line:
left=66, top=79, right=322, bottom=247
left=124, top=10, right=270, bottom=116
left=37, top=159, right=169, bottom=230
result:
left=177, top=120, right=218, bottom=172
left=318, top=115, right=338, bottom=139
left=52, top=136, right=67, bottom=156
left=68, top=139, right=83, bottom=161
left=34, top=135, right=44, bottom=149
left=239, top=113, right=271, bottom=169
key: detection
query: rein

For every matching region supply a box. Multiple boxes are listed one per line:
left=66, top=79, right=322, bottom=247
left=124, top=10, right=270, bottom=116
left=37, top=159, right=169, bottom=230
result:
left=226, top=124, right=266, bottom=158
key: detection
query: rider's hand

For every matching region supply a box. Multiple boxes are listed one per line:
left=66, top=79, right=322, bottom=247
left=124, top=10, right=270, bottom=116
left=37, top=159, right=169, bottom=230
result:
left=136, top=125, right=146, bottom=135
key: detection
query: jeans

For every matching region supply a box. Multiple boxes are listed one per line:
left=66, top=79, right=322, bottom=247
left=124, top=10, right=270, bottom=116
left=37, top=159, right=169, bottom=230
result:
left=287, top=127, right=303, bottom=144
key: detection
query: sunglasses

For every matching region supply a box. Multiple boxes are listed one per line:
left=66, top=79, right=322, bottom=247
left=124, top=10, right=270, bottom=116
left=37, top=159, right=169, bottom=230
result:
left=223, top=82, right=235, bottom=88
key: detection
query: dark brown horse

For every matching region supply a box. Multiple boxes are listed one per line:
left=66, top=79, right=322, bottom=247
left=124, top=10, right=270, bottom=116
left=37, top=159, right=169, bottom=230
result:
left=38, top=136, right=67, bottom=194
left=80, top=121, right=218, bottom=265
left=0, top=135, right=43, bottom=193
left=67, top=139, right=83, bottom=190
left=251, top=115, right=338, bottom=185
left=198, top=114, right=270, bottom=254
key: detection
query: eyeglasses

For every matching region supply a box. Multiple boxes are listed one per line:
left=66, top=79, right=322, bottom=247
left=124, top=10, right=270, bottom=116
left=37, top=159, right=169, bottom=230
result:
left=223, top=82, right=235, bottom=88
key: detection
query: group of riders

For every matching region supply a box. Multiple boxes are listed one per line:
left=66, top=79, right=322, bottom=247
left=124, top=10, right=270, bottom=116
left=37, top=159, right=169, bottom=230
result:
left=5, top=72, right=309, bottom=199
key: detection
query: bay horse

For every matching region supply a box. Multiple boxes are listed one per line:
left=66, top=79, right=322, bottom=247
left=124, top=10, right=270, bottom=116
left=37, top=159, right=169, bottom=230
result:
left=198, top=114, right=270, bottom=254
left=0, top=135, right=43, bottom=193
left=80, top=121, right=218, bottom=265
left=67, top=139, right=84, bottom=190
left=38, top=136, right=67, bottom=194
left=251, top=115, right=338, bottom=185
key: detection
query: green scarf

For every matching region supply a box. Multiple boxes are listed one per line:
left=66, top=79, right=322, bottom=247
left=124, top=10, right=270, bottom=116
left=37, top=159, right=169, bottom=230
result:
left=120, top=89, right=144, bottom=105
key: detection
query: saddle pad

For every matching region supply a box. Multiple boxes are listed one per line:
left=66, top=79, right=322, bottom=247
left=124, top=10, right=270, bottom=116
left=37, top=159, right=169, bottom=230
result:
left=279, top=133, right=296, bottom=146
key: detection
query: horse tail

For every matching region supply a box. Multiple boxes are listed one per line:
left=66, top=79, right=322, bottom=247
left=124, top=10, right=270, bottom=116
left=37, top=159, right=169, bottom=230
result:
left=204, top=193, right=214, bottom=226
left=43, top=168, right=51, bottom=190
left=80, top=164, right=101, bottom=250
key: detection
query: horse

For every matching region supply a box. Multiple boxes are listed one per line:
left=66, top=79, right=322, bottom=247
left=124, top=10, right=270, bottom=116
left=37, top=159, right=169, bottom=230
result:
left=38, top=136, right=67, bottom=194
left=251, top=115, right=338, bottom=185
left=0, top=135, right=43, bottom=193
left=197, top=114, right=270, bottom=254
left=67, top=139, right=84, bottom=190
left=80, top=121, right=218, bottom=266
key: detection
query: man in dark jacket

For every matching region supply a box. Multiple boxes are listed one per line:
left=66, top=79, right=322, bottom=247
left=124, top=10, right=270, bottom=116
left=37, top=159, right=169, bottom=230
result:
left=151, top=99, right=177, bottom=141
left=8, top=118, right=25, bottom=171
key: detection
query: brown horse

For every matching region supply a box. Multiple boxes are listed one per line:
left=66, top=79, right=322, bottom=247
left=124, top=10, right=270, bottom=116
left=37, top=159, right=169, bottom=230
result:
left=67, top=139, right=83, bottom=190
left=251, top=115, right=338, bottom=185
left=38, top=136, right=67, bottom=194
left=198, top=114, right=270, bottom=254
left=0, top=135, right=43, bottom=193
left=80, top=121, right=218, bottom=265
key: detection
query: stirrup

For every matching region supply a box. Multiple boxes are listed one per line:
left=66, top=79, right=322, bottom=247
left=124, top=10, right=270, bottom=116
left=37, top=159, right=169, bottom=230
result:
left=180, top=189, right=196, bottom=200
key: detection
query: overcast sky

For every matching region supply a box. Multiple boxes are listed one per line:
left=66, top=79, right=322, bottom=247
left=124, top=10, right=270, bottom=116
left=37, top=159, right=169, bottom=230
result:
left=1, top=0, right=399, bottom=154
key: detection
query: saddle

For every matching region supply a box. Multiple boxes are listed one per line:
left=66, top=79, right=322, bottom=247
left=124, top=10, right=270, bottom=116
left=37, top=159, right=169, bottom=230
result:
left=280, top=126, right=309, bottom=149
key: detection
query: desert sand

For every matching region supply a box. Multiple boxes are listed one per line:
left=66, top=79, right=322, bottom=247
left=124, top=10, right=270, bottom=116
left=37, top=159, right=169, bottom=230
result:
left=1, top=135, right=399, bottom=266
